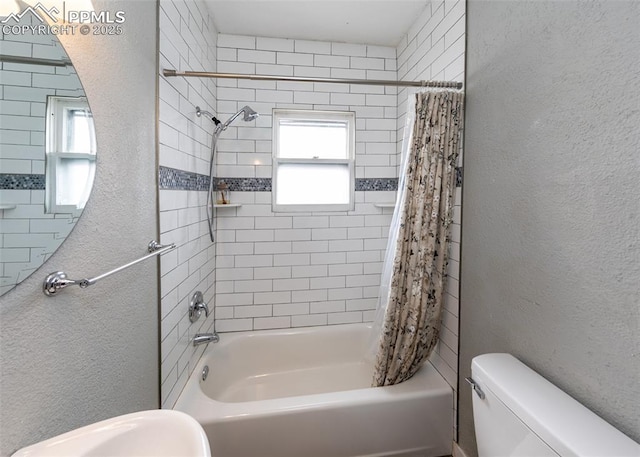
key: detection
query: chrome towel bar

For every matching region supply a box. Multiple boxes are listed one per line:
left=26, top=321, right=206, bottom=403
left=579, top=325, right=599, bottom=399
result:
left=42, top=240, right=175, bottom=296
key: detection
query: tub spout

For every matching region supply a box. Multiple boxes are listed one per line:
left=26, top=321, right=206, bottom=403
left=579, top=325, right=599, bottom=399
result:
left=193, top=332, right=219, bottom=346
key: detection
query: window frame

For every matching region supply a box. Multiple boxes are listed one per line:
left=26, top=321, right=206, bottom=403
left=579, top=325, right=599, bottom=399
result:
left=272, top=109, right=355, bottom=212
left=44, top=95, right=96, bottom=215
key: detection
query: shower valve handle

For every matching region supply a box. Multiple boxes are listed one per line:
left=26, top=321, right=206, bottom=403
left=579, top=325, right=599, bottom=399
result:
left=189, top=291, right=209, bottom=323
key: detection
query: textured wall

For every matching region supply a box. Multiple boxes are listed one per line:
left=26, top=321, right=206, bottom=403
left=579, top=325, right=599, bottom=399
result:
left=460, top=1, right=640, bottom=454
left=0, top=1, right=158, bottom=454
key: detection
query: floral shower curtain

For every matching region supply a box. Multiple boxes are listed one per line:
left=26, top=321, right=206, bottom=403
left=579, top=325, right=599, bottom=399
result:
left=372, top=90, right=464, bottom=387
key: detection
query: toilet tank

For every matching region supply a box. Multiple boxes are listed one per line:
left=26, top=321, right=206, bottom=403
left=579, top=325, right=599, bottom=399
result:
left=470, top=353, right=640, bottom=457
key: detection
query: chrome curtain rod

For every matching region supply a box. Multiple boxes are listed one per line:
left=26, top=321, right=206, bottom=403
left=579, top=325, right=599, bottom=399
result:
left=163, top=69, right=463, bottom=90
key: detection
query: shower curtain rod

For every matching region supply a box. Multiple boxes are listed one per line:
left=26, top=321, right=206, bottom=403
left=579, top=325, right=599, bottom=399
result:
left=163, top=69, right=463, bottom=89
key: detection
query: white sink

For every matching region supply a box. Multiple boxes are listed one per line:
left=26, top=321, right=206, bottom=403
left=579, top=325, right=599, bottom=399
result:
left=12, top=410, right=211, bottom=457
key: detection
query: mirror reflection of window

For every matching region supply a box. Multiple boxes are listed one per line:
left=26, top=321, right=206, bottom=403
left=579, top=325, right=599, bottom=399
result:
left=64, top=107, right=94, bottom=152
left=45, top=96, right=96, bottom=214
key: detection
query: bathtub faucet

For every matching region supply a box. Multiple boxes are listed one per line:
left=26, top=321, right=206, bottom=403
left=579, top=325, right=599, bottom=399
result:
left=193, top=332, right=220, bottom=346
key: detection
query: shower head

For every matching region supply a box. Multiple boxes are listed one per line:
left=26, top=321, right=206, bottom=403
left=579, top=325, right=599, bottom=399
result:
left=240, top=106, right=259, bottom=122
left=217, top=105, right=259, bottom=133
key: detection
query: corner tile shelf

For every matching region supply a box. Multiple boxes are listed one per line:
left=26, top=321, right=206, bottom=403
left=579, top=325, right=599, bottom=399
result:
left=374, top=203, right=396, bottom=208
left=0, top=204, right=16, bottom=210
left=213, top=203, right=242, bottom=208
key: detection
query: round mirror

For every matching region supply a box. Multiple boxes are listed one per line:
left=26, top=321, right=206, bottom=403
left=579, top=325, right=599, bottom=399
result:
left=0, top=18, right=96, bottom=296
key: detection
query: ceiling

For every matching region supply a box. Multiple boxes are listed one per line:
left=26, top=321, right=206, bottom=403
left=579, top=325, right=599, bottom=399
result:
left=204, top=1, right=429, bottom=47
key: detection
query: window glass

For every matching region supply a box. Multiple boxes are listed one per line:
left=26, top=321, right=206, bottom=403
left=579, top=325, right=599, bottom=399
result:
left=278, top=120, right=348, bottom=159
left=55, top=158, right=95, bottom=207
left=276, top=163, right=350, bottom=205
left=63, top=107, right=94, bottom=153
left=273, top=110, right=355, bottom=212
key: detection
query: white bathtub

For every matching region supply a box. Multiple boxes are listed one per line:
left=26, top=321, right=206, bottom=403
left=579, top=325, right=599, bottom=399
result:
left=174, top=323, right=453, bottom=457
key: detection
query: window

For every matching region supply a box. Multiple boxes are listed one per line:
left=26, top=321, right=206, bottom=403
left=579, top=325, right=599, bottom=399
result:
left=45, top=96, right=96, bottom=215
left=273, top=110, right=355, bottom=212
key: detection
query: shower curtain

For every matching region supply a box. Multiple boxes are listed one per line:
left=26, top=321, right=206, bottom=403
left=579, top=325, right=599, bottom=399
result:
left=371, top=90, right=464, bottom=387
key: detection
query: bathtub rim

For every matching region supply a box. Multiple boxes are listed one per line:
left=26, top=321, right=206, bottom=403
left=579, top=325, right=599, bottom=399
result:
left=175, top=322, right=453, bottom=420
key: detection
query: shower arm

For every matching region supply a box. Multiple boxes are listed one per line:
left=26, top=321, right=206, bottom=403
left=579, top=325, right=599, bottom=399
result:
left=196, top=106, right=221, bottom=126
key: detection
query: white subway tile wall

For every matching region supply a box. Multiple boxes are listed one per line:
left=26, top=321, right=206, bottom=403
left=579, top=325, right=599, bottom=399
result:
left=158, top=0, right=218, bottom=408
left=158, top=0, right=465, bottom=414
left=0, top=18, right=84, bottom=294
left=396, top=0, right=465, bottom=439
left=214, top=33, right=398, bottom=335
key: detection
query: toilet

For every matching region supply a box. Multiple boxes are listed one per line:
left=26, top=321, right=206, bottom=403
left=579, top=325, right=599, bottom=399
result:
left=469, top=353, right=640, bottom=456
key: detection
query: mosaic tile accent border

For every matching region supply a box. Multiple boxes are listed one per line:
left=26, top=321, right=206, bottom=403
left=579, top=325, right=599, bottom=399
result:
left=218, top=177, right=272, bottom=192
left=0, top=174, right=45, bottom=190
left=159, top=166, right=210, bottom=191
left=159, top=167, right=462, bottom=191
left=355, top=178, right=398, bottom=191
left=456, top=166, right=463, bottom=187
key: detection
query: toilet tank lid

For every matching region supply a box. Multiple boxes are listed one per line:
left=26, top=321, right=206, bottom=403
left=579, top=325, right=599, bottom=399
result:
left=471, top=353, right=640, bottom=457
